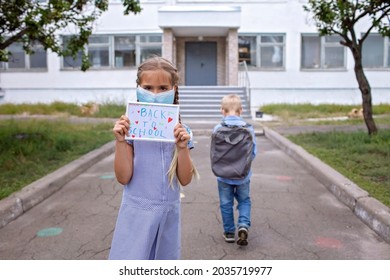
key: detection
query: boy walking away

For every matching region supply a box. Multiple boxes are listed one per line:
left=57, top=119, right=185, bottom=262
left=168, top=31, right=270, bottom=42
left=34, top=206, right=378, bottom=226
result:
left=210, top=94, right=257, bottom=246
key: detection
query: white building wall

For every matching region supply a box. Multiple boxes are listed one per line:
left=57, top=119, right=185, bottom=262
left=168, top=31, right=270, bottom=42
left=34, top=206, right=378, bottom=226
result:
left=0, top=3, right=164, bottom=104
left=0, top=0, right=389, bottom=108
left=236, top=0, right=390, bottom=110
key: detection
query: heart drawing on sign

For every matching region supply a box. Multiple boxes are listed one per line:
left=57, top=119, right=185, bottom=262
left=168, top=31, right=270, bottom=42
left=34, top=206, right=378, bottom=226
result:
left=168, top=117, right=173, bottom=123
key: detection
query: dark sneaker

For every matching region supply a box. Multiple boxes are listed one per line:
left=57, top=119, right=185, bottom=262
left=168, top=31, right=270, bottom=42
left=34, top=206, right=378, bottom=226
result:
left=223, top=232, right=235, bottom=243
left=237, top=227, right=248, bottom=246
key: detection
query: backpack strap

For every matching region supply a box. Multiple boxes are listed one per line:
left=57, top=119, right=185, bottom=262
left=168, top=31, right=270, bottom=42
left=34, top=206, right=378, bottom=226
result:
left=221, top=120, right=251, bottom=128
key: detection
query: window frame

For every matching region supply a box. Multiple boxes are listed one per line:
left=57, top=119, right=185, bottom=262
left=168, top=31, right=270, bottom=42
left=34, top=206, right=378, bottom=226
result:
left=238, top=33, right=286, bottom=71
left=137, top=35, right=163, bottom=65
left=0, top=41, right=48, bottom=72
left=301, top=33, right=347, bottom=71
left=362, top=33, right=390, bottom=70
left=61, top=34, right=162, bottom=70
left=87, top=35, right=112, bottom=69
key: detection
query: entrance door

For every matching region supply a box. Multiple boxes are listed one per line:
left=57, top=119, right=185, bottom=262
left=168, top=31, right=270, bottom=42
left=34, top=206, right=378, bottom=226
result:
left=185, top=42, right=217, bottom=85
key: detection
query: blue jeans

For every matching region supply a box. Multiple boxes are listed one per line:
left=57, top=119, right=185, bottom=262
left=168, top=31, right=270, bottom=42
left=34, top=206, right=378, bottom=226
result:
left=217, top=180, right=251, bottom=233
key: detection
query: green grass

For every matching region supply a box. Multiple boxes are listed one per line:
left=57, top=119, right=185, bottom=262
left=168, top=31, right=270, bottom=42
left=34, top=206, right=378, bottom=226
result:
left=307, top=115, right=390, bottom=126
left=0, top=119, right=114, bottom=200
left=260, top=102, right=390, bottom=208
left=0, top=101, right=125, bottom=118
left=93, top=103, right=126, bottom=118
left=288, top=130, right=390, bottom=207
left=0, top=102, right=81, bottom=116
left=260, top=103, right=390, bottom=122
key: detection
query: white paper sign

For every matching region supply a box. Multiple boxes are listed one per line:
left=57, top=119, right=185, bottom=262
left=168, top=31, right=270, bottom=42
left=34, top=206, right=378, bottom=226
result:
left=125, top=102, right=179, bottom=142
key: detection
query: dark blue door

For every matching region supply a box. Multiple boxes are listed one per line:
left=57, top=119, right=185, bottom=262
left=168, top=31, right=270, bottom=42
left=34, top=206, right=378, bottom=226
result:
left=185, top=42, right=217, bottom=85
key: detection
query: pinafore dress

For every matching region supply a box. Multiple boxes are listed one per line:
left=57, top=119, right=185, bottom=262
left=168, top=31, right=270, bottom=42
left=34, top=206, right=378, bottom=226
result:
left=109, top=130, right=193, bottom=260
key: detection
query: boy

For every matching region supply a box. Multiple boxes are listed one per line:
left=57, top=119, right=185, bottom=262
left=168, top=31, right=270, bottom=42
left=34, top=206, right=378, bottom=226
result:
left=211, top=94, right=256, bottom=246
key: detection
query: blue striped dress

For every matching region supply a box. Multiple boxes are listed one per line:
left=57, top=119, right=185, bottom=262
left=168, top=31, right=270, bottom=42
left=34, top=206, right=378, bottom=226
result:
left=109, top=128, right=193, bottom=260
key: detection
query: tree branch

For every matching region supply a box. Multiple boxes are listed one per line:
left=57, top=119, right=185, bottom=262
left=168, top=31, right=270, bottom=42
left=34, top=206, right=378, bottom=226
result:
left=0, top=29, right=28, bottom=50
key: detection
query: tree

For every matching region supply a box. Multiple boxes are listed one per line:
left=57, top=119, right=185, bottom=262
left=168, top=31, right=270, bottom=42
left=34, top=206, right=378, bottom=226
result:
left=0, top=0, right=141, bottom=71
left=304, top=0, right=390, bottom=135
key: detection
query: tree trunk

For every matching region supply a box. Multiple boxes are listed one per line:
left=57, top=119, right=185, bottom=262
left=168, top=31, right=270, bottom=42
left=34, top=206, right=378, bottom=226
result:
left=350, top=45, right=378, bottom=135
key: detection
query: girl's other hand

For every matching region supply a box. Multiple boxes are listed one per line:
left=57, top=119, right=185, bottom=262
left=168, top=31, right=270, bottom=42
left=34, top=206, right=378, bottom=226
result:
left=113, top=115, right=130, bottom=142
left=174, top=123, right=190, bottom=149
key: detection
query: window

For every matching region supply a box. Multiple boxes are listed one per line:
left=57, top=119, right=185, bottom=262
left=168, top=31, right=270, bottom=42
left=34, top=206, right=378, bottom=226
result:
left=62, top=34, right=162, bottom=69
left=0, top=41, right=47, bottom=71
left=362, top=34, right=390, bottom=69
left=139, top=35, right=162, bottom=64
left=115, top=36, right=136, bottom=67
left=30, top=41, right=47, bottom=68
left=301, top=34, right=345, bottom=70
left=238, top=36, right=256, bottom=66
left=238, top=34, right=285, bottom=70
left=8, top=42, right=25, bottom=69
left=88, top=36, right=110, bottom=68
left=62, top=36, right=83, bottom=69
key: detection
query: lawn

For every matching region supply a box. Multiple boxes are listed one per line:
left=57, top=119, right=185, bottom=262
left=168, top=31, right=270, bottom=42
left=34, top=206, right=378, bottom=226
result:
left=0, top=101, right=125, bottom=118
left=288, top=130, right=390, bottom=207
left=260, top=103, right=390, bottom=207
left=260, top=103, right=390, bottom=122
left=0, top=119, right=114, bottom=200
left=0, top=102, right=124, bottom=200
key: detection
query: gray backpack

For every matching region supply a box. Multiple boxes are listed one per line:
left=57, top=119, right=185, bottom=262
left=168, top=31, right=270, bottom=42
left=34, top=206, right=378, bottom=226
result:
left=210, top=122, right=254, bottom=180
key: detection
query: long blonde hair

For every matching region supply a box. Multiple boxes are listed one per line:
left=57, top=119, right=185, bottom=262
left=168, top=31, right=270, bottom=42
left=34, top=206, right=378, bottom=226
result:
left=136, top=56, right=199, bottom=186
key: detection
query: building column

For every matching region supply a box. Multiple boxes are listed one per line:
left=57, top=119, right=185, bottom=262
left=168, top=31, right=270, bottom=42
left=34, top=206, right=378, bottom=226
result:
left=162, top=28, right=174, bottom=63
left=227, top=28, right=238, bottom=85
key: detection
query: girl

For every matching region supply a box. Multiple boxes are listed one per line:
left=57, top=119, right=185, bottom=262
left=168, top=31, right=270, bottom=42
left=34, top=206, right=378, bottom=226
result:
left=109, top=56, right=198, bottom=260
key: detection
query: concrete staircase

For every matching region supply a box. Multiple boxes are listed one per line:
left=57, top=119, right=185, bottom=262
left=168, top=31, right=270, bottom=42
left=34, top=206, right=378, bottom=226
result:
left=178, top=86, right=251, bottom=119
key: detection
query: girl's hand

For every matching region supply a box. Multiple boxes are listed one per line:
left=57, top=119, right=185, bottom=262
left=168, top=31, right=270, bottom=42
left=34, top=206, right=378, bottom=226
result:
left=113, top=115, right=130, bottom=142
left=174, top=123, right=190, bottom=149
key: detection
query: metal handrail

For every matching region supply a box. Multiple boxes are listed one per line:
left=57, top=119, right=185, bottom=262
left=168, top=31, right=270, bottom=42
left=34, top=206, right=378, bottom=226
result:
left=238, top=61, right=251, bottom=111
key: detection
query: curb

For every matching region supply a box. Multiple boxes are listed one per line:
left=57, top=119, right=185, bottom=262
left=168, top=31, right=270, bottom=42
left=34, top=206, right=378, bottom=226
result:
left=263, top=126, right=390, bottom=244
left=0, top=141, right=115, bottom=229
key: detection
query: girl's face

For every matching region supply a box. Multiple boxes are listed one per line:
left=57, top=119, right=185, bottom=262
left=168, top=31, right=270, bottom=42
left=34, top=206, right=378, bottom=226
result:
left=139, top=69, right=174, bottom=94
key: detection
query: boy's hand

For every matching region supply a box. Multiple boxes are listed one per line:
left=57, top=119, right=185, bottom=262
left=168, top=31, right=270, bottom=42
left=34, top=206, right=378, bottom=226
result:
left=113, top=115, right=130, bottom=142
left=174, top=123, right=190, bottom=149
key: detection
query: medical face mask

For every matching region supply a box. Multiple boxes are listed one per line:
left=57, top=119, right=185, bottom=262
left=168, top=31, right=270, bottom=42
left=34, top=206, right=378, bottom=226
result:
left=136, top=87, right=175, bottom=104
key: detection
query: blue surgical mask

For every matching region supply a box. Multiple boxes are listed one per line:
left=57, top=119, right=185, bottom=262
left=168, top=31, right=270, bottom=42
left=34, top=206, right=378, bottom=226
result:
left=136, top=87, right=175, bottom=104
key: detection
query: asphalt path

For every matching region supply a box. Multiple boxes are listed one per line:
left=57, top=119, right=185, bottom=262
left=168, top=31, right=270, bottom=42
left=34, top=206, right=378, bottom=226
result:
left=1, top=129, right=389, bottom=259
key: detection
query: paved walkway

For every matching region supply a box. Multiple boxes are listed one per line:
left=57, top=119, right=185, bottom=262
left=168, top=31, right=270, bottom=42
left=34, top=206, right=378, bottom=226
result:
left=0, top=118, right=390, bottom=259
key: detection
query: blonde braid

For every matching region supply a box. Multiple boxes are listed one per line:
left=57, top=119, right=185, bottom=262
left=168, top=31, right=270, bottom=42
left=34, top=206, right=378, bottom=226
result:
left=136, top=56, right=198, bottom=187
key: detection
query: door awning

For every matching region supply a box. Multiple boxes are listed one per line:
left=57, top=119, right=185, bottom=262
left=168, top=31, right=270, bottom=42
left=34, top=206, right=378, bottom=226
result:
left=158, top=5, right=241, bottom=36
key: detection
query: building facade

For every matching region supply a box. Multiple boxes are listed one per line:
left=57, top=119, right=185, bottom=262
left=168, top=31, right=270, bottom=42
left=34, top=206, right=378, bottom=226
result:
left=1, top=0, right=389, bottom=115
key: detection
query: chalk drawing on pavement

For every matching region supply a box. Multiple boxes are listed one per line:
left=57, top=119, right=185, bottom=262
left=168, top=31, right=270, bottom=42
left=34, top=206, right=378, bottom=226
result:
left=36, top=227, right=64, bottom=237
